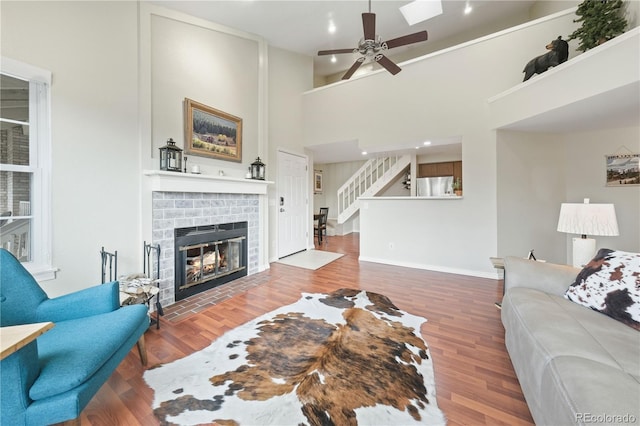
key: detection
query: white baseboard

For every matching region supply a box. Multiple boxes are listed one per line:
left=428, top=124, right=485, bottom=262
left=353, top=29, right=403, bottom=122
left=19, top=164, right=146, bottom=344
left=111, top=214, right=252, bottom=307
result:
left=358, top=256, right=500, bottom=280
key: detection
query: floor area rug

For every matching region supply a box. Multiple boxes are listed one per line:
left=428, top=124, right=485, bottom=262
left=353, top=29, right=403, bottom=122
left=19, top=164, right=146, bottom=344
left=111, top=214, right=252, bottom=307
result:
left=275, top=250, right=344, bottom=270
left=144, top=288, right=445, bottom=426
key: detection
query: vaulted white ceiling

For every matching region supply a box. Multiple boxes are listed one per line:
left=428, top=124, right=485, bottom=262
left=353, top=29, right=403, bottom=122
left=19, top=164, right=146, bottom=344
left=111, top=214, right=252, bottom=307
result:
left=153, top=0, right=538, bottom=77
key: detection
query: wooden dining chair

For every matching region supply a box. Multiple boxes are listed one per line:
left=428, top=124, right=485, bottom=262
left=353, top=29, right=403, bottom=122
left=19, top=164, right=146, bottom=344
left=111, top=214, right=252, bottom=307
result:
left=314, top=207, right=329, bottom=244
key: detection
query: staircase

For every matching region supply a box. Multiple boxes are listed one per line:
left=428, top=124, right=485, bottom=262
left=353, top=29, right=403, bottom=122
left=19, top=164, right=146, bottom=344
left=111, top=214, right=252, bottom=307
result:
left=337, top=154, right=411, bottom=224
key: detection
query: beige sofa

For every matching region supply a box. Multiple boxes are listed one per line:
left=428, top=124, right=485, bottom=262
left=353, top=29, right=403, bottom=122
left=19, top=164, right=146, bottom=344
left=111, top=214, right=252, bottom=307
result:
left=501, top=256, right=640, bottom=426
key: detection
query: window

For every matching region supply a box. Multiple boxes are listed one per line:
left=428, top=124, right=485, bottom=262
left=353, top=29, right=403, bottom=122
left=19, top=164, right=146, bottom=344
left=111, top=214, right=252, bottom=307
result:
left=1, top=58, right=54, bottom=280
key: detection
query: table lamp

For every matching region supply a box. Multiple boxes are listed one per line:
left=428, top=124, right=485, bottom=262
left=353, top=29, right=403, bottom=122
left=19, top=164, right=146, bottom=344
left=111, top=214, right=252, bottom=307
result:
left=557, top=198, right=619, bottom=268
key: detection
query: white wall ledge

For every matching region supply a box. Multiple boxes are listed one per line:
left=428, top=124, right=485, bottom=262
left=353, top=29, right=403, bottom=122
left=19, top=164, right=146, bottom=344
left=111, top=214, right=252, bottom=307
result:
left=488, top=27, right=640, bottom=132
left=143, top=170, right=273, bottom=195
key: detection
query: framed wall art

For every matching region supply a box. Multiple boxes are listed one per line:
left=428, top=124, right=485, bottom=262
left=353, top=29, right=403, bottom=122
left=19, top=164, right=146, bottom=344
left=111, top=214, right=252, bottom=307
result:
left=184, top=98, right=242, bottom=162
left=314, top=170, right=323, bottom=194
left=606, top=153, right=639, bottom=186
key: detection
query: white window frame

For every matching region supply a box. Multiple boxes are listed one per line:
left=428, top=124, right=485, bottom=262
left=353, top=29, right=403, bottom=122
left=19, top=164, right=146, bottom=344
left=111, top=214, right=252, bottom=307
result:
left=1, top=57, right=55, bottom=281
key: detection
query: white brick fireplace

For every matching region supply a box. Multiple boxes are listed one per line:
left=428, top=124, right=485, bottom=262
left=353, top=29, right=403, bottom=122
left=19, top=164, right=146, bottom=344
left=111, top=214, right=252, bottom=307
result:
left=142, top=171, right=271, bottom=308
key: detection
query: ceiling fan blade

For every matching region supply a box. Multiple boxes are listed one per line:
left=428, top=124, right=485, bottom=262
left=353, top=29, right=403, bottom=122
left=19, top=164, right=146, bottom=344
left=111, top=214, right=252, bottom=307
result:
left=342, top=60, right=364, bottom=80
left=318, top=48, right=355, bottom=56
left=384, top=31, right=428, bottom=49
left=375, top=55, right=402, bottom=75
left=362, top=12, right=376, bottom=40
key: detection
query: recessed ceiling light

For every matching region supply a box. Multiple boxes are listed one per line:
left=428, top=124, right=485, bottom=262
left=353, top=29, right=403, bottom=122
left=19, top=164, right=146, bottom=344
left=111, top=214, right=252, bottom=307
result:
left=423, top=141, right=432, bottom=145
left=331, top=55, right=337, bottom=63
left=328, top=20, right=336, bottom=34
left=400, top=0, right=443, bottom=26
left=464, top=4, right=473, bottom=15
left=362, top=151, right=368, bottom=155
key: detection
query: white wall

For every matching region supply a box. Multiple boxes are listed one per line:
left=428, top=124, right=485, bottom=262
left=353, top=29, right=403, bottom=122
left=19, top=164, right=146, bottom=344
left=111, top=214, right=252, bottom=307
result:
left=359, top=197, right=495, bottom=276
left=496, top=131, right=568, bottom=263
left=417, top=154, right=462, bottom=163
left=563, top=126, right=640, bottom=256
left=497, top=126, right=640, bottom=264
left=148, top=14, right=261, bottom=176
left=267, top=46, right=314, bottom=256
left=530, top=1, right=579, bottom=19
left=1, top=1, right=140, bottom=295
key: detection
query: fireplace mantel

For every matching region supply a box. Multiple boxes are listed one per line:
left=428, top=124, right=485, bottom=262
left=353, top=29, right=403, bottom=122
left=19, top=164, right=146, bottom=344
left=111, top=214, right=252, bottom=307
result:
left=142, top=170, right=272, bottom=308
left=143, top=170, right=273, bottom=195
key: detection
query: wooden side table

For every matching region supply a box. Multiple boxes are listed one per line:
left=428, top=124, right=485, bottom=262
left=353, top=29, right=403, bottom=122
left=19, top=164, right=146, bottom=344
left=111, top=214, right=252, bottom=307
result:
left=1, top=322, right=54, bottom=360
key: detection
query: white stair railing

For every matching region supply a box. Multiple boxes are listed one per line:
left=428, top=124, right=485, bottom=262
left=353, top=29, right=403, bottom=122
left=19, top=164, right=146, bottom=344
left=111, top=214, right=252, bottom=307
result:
left=337, top=154, right=411, bottom=224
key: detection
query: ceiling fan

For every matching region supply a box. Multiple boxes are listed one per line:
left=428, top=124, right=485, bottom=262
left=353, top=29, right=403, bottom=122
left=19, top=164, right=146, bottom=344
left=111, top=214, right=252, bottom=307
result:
left=318, top=0, right=428, bottom=80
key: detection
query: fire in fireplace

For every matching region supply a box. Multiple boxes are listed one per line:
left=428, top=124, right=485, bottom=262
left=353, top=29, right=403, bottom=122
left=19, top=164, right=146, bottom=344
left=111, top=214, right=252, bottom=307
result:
left=174, top=222, right=247, bottom=300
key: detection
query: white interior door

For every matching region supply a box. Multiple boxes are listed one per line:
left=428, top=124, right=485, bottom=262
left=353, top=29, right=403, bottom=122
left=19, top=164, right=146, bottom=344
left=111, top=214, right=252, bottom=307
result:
left=277, top=151, right=308, bottom=258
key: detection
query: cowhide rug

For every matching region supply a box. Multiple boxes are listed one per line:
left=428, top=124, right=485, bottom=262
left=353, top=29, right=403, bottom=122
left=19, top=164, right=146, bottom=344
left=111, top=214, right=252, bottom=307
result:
left=144, top=288, right=445, bottom=426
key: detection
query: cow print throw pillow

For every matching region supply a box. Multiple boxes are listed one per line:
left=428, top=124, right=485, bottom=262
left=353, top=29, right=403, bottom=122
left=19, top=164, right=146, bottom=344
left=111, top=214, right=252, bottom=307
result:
left=565, top=249, right=640, bottom=331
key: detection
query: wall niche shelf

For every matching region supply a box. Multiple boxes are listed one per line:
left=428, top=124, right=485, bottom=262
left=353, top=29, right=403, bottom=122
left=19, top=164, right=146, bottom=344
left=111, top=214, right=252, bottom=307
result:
left=488, top=27, right=639, bottom=133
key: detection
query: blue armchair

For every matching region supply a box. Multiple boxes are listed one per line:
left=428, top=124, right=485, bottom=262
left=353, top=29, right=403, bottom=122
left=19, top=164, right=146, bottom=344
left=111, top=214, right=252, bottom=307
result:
left=0, top=249, right=149, bottom=425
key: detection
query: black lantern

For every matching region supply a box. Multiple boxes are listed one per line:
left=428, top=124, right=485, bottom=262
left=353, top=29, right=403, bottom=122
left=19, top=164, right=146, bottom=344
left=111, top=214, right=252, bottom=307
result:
left=250, top=157, right=265, bottom=180
left=159, top=138, right=183, bottom=172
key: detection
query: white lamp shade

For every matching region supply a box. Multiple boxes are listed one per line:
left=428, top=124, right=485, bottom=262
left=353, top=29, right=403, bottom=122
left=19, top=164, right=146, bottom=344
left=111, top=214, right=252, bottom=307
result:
left=557, top=202, right=619, bottom=237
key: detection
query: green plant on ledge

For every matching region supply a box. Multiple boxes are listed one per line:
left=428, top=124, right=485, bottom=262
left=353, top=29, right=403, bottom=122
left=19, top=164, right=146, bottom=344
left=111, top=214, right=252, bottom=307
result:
left=452, top=177, right=462, bottom=196
left=568, top=0, right=628, bottom=52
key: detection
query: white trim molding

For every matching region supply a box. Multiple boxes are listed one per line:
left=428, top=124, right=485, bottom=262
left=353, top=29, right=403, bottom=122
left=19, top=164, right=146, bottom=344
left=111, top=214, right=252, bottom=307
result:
left=143, top=170, right=273, bottom=195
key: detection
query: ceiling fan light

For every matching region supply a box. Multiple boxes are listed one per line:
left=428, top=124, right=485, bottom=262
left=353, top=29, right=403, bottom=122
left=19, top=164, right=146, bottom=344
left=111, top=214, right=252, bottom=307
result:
left=321, top=4, right=429, bottom=80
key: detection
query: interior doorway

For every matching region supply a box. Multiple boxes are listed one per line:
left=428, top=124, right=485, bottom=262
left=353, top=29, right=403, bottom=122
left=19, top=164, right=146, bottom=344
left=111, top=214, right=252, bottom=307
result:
left=277, top=150, right=308, bottom=258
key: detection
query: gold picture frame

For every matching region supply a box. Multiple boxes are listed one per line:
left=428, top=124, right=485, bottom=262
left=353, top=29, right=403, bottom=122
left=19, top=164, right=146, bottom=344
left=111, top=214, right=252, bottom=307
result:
left=184, top=98, right=242, bottom=162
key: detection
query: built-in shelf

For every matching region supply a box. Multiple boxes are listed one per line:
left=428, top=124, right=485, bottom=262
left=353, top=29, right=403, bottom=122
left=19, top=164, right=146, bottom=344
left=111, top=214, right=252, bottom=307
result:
left=488, top=27, right=639, bottom=133
left=143, top=170, right=273, bottom=195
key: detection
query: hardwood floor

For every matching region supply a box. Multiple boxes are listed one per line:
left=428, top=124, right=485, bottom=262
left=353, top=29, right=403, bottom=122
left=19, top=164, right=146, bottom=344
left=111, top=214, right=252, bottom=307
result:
left=81, top=234, right=534, bottom=425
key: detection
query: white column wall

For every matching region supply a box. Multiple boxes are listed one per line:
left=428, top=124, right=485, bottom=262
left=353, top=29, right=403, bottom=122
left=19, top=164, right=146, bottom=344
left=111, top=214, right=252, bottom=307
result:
left=496, top=131, right=567, bottom=263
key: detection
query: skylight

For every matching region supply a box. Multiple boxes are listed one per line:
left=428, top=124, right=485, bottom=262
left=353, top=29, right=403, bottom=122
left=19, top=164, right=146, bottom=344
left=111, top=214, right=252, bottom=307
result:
left=399, top=0, right=443, bottom=26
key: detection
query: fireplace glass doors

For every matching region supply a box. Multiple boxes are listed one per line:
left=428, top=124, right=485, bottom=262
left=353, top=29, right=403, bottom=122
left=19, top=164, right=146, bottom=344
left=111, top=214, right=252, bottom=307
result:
left=174, top=222, right=247, bottom=300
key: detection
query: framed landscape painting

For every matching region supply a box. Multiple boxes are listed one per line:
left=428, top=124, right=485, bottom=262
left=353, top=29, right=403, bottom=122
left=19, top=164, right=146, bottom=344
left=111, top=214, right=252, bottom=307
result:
left=606, top=153, right=639, bottom=186
left=314, top=170, right=323, bottom=194
left=184, top=98, right=242, bottom=162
